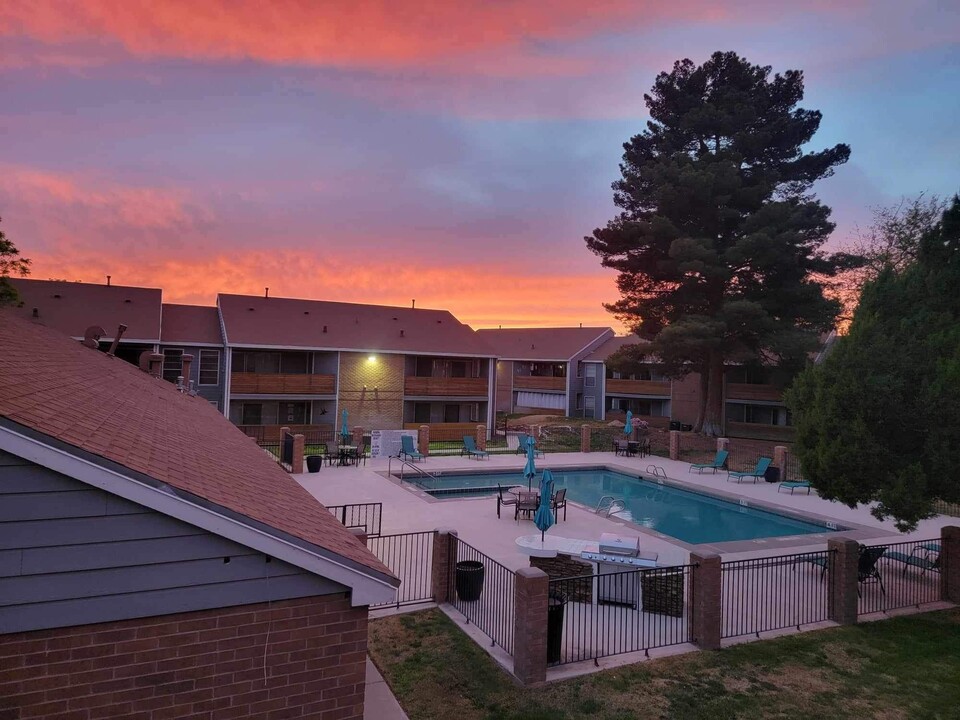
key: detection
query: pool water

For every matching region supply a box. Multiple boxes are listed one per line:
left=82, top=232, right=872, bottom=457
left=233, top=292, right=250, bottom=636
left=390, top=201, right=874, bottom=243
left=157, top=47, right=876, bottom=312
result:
left=408, top=468, right=840, bottom=544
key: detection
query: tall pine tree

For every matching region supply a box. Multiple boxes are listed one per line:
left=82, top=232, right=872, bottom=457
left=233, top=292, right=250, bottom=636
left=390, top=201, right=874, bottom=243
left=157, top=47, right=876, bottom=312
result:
left=586, top=51, right=853, bottom=434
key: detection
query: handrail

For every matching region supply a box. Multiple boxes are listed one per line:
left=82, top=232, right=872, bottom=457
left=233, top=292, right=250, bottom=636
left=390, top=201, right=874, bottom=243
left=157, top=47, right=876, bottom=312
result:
left=646, top=464, right=667, bottom=478
left=387, top=455, right=442, bottom=484
left=595, top=495, right=626, bottom=517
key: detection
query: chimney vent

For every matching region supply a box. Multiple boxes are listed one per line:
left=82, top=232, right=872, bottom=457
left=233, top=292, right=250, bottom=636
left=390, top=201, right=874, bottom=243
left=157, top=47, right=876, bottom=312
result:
left=180, top=354, right=194, bottom=391
left=411, top=299, right=416, bottom=309
left=265, top=288, right=269, bottom=298
left=82, top=325, right=106, bottom=349
left=322, top=325, right=328, bottom=333
left=53, top=294, right=61, bottom=299
left=106, top=324, right=128, bottom=356
left=400, top=329, right=405, bottom=337
left=31, top=307, right=39, bottom=318
left=106, top=275, right=111, bottom=286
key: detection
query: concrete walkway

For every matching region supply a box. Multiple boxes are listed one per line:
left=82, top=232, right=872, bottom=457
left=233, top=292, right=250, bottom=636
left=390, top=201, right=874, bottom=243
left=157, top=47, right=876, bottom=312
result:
left=364, top=658, right=408, bottom=720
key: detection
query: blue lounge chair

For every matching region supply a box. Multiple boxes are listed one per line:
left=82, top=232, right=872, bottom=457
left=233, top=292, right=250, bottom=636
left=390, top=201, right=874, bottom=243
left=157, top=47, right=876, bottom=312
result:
left=399, top=435, right=424, bottom=462
left=779, top=480, right=812, bottom=494
left=727, top=456, right=772, bottom=483
left=798, top=544, right=887, bottom=596
left=886, top=545, right=940, bottom=577
left=689, top=450, right=729, bottom=474
left=515, top=433, right=544, bottom=458
left=462, top=435, right=489, bottom=460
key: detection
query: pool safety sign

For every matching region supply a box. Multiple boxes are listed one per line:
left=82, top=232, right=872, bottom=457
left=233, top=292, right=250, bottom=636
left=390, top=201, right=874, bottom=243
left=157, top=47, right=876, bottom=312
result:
left=370, top=429, right=418, bottom=459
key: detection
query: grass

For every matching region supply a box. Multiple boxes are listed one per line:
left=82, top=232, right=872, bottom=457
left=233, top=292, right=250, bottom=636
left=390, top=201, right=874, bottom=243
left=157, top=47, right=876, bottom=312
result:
left=368, top=608, right=960, bottom=720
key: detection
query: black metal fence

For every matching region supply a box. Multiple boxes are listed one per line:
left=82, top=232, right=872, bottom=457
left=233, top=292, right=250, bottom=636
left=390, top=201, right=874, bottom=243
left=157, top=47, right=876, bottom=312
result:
left=536, top=425, right=581, bottom=453
left=326, top=502, right=382, bottom=537
left=448, top=537, right=516, bottom=654
left=366, top=531, right=436, bottom=609
left=857, top=539, right=942, bottom=616
left=547, top=564, right=694, bottom=666
left=721, top=550, right=834, bottom=639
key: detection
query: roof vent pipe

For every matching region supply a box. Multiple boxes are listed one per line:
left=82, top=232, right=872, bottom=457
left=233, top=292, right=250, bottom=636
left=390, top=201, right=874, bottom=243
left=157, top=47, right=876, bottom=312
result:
left=106, top=324, right=128, bottom=357
left=32, top=307, right=39, bottom=318
left=106, top=275, right=111, bottom=286
left=265, top=287, right=269, bottom=298
left=322, top=325, right=328, bottom=333
left=180, top=354, right=194, bottom=390
left=400, top=329, right=405, bottom=337
left=411, top=299, right=415, bottom=309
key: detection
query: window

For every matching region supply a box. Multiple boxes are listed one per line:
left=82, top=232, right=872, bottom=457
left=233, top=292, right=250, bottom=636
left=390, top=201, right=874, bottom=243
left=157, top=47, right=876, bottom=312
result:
left=241, top=402, right=263, bottom=425
left=278, top=402, right=308, bottom=424
left=584, top=363, right=596, bottom=387
left=414, top=402, right=431, bottom=423
left=162, top=349, right=183, bottom=383
left=280, top=352, right=309, bottom=374
left=576, top=393, right=583, bottom=410
left=416, top=357, right=435, bottom=377
left=199, top=349, right=220, bottom=386
left=584, top=396, right=596, bottom=419
left=469, top=403, right=480, bottom=422
left=444, top=404, right=461, bottom=423
left=450, top=361, right=467, bottom=378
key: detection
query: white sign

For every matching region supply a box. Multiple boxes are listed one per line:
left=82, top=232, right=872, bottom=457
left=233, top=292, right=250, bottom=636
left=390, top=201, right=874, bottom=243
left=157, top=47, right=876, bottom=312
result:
left=371, top=429, right=418, bottom=459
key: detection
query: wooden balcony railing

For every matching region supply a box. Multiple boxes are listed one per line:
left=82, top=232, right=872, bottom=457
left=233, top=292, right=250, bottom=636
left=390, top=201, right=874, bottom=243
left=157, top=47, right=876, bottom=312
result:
left=513, top=375, right=565, bottom=391
left=725, top=421, right=795, bottom=443
left=725, top=383, right=784, bottom=403
left=230, top=372, right=336, bottom=395
left=403, top=376, right=489, bottom=397
left=605, top=379, right=671, bottom=396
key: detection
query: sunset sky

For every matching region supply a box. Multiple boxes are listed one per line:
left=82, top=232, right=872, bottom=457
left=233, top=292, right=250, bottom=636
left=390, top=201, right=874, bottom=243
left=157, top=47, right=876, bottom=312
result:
left=2, top=1, right=958, bottom=329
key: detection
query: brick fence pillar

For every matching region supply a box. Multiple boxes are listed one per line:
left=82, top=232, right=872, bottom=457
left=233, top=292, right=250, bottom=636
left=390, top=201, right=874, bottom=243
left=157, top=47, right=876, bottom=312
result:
left=431, top=528, right=458, bottom=603
left=513, top=567, right=549, bottom=684
left=828, top=537, right=860, bottom=625
left=774, top=445, right=788, bottom=481
left=690, top=552, right=722, bottom=649
left=717, top=437, right=729, bottom=453
left=476, top=424, right=486, bottom=451
left=941, top=526, right=960, bottom=604
left=580, top=425, right=591, bottom=453
left=418, top=424, right=430, bottom=457
left=352, top=425, right=364, bottom=450
left=291, top=433, right=305, bottom=474
left=669, top=430, right=681, bottom=461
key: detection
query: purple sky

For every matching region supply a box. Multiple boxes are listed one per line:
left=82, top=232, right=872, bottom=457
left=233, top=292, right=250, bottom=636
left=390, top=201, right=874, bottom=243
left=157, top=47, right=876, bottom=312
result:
left=1, top=0, right=957, bottom=328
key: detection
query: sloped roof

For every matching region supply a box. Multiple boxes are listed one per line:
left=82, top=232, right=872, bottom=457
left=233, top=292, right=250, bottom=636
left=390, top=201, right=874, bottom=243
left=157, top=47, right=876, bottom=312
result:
left=218, top=293, right=496, bottom=357
left=9, top=278, right=162, bottom=343
left=583, top=335, right=652, bottom=362
left=475, top=327, right=614, bottom=361
left=161, top=304, right=223, bottom=346
left=0, top=311, right=394, bottom=584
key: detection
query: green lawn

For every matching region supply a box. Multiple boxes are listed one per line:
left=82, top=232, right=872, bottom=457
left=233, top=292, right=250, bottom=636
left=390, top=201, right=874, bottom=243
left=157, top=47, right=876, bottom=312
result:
left=368, top=608, right=960, bottom=720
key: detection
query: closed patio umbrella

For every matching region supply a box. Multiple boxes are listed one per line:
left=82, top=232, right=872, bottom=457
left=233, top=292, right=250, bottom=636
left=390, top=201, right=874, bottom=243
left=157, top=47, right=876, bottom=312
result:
left=340, top=409, right=350, bottom=444
left=624, top=410, right=633, bottom=438
left=534, top=470, right=555, bottom=542
left=523, top=436, right=537, bottom=490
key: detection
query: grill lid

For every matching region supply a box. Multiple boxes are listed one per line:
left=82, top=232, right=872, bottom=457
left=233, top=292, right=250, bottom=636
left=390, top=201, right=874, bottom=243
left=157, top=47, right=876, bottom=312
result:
left=598, top=533, right=640, bottom=557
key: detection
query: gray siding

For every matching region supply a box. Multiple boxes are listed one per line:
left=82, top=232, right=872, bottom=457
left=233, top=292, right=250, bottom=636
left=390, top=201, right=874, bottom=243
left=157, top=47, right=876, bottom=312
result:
left=0, top=449, right=346, bottom=634
left=157, top=343, right=225, bottom=410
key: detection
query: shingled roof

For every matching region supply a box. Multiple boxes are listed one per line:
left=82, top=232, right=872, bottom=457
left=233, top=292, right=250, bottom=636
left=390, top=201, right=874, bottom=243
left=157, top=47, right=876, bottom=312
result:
left=218, top=294, right=496, bottom=357
left=476, top=327, right=614, bottom=361
left=0, top=311, right=395, bottom=589
left=160, top=303, right=223, bottom=345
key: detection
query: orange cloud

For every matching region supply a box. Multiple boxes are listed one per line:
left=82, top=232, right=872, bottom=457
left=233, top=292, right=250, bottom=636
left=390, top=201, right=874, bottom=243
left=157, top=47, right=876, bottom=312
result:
left=27, top=246, right=627, bottom=330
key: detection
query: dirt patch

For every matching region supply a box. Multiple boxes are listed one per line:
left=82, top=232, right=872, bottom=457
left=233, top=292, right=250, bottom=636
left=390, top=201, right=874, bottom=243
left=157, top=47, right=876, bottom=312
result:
left=758, top=664, right=838, bottom=695
left=820, top=641, right=866, bottom=674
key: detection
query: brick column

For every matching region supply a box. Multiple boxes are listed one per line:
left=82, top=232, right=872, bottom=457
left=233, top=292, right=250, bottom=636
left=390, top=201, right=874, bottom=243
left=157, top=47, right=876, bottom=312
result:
left=690, top=552, right=722, bottom=649
left=352, top=425, right=364, bottom=449
left=431, top=528, right=457, bottom=603
left=774, top=445, right=788, bottom=481
left=580, top=425, right=591, bottom=453
left=941, top=526, right=960, bottom=604
left=716, top=437, right=729, bottom=453
left=827, top=538, right=860, bottom=625
left=418, top=424, right=430, bottom=457
left=476, top=424, right=486, bottom=451
left=513, top=567, right=549, bottom=684
left=669, top=430, right=681, bottom=461
left=291, top=433, right=305, bottom=474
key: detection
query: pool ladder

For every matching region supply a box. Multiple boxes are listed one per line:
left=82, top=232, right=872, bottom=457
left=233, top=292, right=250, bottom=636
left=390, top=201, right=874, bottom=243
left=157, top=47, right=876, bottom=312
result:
left=595, top=495, right=626, bottom=518
left=646, top=464, right=667, bottom=478
left=387, top=456, right=442, bottom=484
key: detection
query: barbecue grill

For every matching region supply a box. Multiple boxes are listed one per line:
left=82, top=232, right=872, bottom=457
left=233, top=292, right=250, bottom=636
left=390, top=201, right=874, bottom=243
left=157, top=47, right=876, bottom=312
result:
left=580, top=533, right=658, bottom=608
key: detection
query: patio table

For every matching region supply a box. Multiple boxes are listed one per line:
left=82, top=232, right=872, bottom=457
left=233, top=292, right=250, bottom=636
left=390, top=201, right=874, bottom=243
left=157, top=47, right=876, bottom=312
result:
left=335, top=445, right=357, bottom=466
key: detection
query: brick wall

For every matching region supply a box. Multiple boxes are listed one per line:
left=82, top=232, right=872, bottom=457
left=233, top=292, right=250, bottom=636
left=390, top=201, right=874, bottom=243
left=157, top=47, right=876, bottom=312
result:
left=0, top=594, right=368, bottom=720
left=338, top=352, right=404, bottom=430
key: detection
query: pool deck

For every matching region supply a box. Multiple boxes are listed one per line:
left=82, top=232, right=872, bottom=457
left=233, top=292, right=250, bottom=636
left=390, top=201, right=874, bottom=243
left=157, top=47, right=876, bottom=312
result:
left=295, top=450, right=955, bottom=569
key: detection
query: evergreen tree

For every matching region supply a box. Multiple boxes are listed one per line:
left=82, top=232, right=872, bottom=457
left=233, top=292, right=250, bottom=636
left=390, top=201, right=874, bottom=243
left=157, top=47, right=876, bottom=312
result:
left=586, top=51, right=855, bottom=434
left=788, top=197, right=960, bottom=530
left=0, top=216, right=31, bottom=306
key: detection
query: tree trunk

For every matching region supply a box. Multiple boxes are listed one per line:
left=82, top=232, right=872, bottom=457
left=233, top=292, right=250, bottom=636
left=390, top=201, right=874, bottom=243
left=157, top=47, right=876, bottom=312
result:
left=701, top=353, right=725, bottom=437
left=693, top=369, right=709, bottom=433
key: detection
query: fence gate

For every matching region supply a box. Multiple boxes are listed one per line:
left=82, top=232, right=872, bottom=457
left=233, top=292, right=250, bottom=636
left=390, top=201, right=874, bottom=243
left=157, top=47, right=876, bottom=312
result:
left=366, top=531, right=436, bottom=609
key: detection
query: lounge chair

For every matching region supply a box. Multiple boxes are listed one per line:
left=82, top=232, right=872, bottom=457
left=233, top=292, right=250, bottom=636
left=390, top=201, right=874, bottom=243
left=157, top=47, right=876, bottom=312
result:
left=551, top=487, right=568, bottom=521
left=886, top=546, right=940, bottom=577
left=689, top=450, right=729, bottom=474
left=496, top=484, right=518, bottom=519
left=797, top=544, right=887, bottom=595
left=462, top=435, right=489, bottom=460
left=516, top=433, right=544, bottom=458
left=399, top=435, right=424, bottom=462
left=727, top=456, right=772, bottom=483
left=779, top=480, right=812, bottom=494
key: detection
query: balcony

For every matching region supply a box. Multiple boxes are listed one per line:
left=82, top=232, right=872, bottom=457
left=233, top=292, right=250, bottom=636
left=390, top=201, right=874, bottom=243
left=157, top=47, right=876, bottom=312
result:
left=231, top=372, right=336, bottom=395
left=605, top=379, right=670, bottom=396
left=404, top=376, right=488, bottom=397
left=513, top=375, right=565, bottom=392
left=725, top=383, right=784, bottom=403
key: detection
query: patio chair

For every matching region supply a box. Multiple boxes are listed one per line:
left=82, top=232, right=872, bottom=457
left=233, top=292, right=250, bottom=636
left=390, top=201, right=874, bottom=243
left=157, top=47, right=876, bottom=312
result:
left=778, top=480, right=812, bottom=494
left=689, top=450, right=729, bottom=474
left=726, top=456, right=772, bottom=483
left=352, top=443, right=367, bottom=466
left=461, top=435, right=490, bottom=460
left=551, top=487, right=568, bottom=521
left=613, top=439, right=631, bottom=457
left=515, top=433, right=544, bottom=458
left=399, top=435, right=424, bottom=463
left=496, top=484, right=518, bottom=519
left=515, top=490, right=539, bottom=522
left=857, top=545, right=887, bottom=596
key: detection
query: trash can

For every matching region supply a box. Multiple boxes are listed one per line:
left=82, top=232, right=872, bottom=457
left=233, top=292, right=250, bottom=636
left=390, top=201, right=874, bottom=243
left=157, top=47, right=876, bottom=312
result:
left=764, top=465, right=780, bottom=483
left=669, top=420, right=681, bottom=431
left=547, top=591, right=567, bottom=663
left=306, top=455, right=323, bottom=473
left=455, top=560, right=485, bottom=602
left=680, top=423, right=693, bottom=432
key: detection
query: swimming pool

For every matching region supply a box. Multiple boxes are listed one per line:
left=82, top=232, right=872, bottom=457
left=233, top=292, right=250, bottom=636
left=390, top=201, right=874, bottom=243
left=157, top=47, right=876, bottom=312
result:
left=405, top=468, right=842, bottom=544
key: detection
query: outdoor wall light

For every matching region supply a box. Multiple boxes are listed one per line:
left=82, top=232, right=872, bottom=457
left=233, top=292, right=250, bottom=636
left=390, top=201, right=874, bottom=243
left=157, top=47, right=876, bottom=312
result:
left=367, top=355, right=377, bottom=363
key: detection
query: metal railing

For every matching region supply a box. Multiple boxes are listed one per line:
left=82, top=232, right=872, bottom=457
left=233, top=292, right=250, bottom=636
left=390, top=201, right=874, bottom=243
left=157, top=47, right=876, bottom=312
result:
left=721, top=550, right=834, bottom=639
left=387, top=456, right=442, bottom=485
left=448, top=537, right=516, bottom=654
left=857, top=539, right=942, bottom=616
left=548, top=564, right=695, bottom=666
left=367, top=531, right=436, bottom=609
left=536, top=425, right=581, bottom=453
left=326, top=502, right=382, bottom=537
